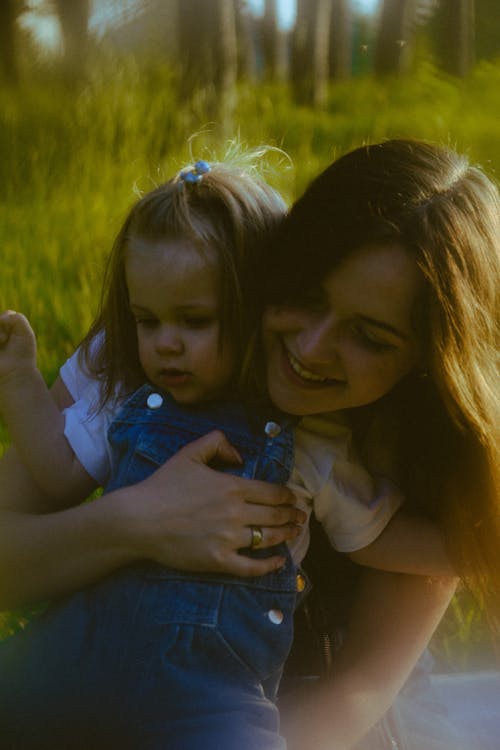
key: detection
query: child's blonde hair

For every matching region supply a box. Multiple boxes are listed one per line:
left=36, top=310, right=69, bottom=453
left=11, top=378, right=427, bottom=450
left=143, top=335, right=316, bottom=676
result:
left=81, top=157, right=286, bottom=406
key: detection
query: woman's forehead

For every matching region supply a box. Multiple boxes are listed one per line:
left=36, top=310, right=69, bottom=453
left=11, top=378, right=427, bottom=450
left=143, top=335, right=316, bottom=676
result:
left=323, top=243, right=423, bottom=330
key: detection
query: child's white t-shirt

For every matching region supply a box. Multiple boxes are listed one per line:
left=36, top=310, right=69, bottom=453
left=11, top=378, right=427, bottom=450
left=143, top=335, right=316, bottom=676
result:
left=60, top=350, right=402, bottom=564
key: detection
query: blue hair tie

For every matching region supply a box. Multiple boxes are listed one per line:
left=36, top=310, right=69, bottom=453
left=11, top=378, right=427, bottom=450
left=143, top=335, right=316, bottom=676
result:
left=180, top=160, right=211, bottom=184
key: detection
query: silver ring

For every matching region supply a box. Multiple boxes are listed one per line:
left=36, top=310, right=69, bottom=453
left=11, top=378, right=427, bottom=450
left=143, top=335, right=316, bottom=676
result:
left=250, top=525, right=264, bottom=549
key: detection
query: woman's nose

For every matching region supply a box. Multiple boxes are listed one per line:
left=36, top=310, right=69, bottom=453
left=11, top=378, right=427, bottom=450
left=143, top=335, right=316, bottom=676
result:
left=296, top=314, right=337, bottom=363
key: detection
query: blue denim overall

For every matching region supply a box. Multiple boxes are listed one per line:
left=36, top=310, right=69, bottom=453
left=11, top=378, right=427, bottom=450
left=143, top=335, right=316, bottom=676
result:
left=0, top=384, right=300, bottom=750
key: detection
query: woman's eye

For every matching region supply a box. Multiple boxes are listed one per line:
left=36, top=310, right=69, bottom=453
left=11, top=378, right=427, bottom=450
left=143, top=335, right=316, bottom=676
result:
left=352, top=326, right=395, bottom=352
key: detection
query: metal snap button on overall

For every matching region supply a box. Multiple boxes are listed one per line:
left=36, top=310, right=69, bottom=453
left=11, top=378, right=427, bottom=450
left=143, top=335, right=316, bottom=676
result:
left=264, top=421, right=282, bottom=438
left=267, top=609, right=284, bottom=625
left=147, top=393, right=163, bottom=410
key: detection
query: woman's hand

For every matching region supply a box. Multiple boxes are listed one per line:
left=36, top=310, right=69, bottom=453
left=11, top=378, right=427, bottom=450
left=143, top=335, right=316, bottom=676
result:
left=114, top=429, right=306, bottom=577
left=0, top=429, right=305, bottom=607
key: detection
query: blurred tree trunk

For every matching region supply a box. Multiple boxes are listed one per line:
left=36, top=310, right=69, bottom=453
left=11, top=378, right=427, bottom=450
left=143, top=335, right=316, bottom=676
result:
left=291, top=0, right=311, bottom=101
left=178, top=0, right=213, bottom=89
left=178, top=0, right=237, bottom=119
left=0, top=0, right=19, bottom=84
left=475, top=0, right=500, bottom=60
left=329, top=0, right=352, bottom=80
left=162, top=0, right=180, bottom=62
left=437, top=0, right=475, bottom=76
left=54, top=0, right=90, bottom=80
left=262, top=0, right=286, bottom=80
left=234, top=0, right=257, bottom=81
left=374, top=0, right=416, bottom=75
left=292, top=0, right=333, bottom=106
left=214, top=0, right=238, bottom=103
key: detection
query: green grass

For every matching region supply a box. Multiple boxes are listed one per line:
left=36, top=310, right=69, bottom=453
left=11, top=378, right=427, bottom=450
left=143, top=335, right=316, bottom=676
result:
left=1, top=53, right=499, bottom=668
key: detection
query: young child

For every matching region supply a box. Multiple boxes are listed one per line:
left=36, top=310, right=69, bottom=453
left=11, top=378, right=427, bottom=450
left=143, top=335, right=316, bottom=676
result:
left=0, top=157, right=452, bottom=749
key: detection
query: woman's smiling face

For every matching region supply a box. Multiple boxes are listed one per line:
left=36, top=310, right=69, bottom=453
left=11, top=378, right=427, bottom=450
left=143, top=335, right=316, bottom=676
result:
left=262, top=243, right=424, bottom=416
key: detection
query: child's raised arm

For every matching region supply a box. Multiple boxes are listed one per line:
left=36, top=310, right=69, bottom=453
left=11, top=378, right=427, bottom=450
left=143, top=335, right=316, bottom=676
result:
left=0, top=310, right=95, bottom=502
left=349, top=508, right=455, bottom=577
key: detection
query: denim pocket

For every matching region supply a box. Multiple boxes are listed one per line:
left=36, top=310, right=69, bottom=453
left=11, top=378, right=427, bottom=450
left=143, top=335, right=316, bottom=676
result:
left=139, top=574, right=295, bottom=684
left=144, top=578, right=222, bottom=627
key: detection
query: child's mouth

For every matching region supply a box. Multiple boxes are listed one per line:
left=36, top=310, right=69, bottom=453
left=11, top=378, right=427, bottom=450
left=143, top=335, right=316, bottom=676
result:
left=158, top=368, right=192, bottom=387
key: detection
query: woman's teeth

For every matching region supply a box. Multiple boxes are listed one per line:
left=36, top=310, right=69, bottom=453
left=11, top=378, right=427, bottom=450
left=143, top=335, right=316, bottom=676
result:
left=287, top=350, right=329, bottom=382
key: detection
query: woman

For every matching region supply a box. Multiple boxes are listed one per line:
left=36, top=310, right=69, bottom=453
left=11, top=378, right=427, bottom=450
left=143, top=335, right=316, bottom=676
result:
left=0, top=139, right=497, bottom=748
left=258, top=138, right=499, bottom=748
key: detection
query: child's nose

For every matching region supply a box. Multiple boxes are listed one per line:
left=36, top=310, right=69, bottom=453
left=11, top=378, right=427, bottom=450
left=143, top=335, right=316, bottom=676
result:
left=155, top=326, right=184, bottom=355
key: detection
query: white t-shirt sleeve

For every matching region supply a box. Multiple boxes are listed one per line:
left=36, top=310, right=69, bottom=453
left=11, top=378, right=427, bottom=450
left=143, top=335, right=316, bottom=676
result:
left=59, top=344, right=116, bottom=486
left=59, top=334, right=102, bottom=401
left=314, top=463, right=403, bottom=552
left=295, top=417, right=403, bottom=553
left=62, top=392, right=114, bottom=486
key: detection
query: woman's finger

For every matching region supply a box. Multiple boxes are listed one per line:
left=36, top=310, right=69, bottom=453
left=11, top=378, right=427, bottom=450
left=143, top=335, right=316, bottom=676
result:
left=234, top=475, right=298, bottom=509
left=241, top=522, right=302, bottom=551
left=179, top=429, right=242, bottom=467
left=225, top=551, right=287, bottom=577
left=240, top=499, right=307, bottom=528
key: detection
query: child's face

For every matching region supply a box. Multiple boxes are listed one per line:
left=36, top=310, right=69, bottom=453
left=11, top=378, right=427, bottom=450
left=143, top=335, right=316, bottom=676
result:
left=262, top=242, right=423, bottom=416
left=126, top=238, right=233, bottom=404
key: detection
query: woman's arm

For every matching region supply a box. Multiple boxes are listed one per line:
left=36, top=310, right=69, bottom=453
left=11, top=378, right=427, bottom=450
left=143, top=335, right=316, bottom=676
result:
left=0, top=445, right=136, bottom=606
left=283, top=569, right=457, bottom=750
left=0, top=430, right=305, bottom=609
left=349, top=510, right=455, bottom=576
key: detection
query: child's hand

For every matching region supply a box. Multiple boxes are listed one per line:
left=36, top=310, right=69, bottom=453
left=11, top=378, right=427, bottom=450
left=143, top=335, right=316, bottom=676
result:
left=0, top=310, right=37, bottom=386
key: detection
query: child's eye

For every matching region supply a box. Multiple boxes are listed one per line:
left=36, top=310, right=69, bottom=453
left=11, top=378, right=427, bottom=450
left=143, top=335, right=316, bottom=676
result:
left=183, top=315, right=215, bottom=329
left=135, top=317, right=158, bottom=330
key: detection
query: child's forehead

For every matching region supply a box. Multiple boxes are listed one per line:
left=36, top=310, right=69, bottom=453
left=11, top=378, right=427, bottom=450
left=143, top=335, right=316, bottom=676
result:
left=128, top=235, right=218, bottom=268
left=126, top=238, right=220, bottom=302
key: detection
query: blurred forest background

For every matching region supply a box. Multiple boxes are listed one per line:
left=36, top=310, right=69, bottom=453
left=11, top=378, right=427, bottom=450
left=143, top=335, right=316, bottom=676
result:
left=1, top=0, right=499, bottom=668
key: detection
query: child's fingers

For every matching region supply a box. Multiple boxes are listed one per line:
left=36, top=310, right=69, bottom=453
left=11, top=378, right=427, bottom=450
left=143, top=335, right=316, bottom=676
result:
left=0, top=310, right=34, bottom=341
left=0, top=310, right=17, bottom=344
left=0, top=309, right=18, bottom=320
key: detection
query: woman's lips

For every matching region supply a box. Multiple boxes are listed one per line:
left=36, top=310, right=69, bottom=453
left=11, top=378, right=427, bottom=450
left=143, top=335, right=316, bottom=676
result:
left=280, top=343, right=344, bottom=389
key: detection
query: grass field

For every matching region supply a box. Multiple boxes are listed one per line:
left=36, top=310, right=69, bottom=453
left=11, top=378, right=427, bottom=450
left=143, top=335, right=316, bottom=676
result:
left=1, top=54, right=499, bottom=667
